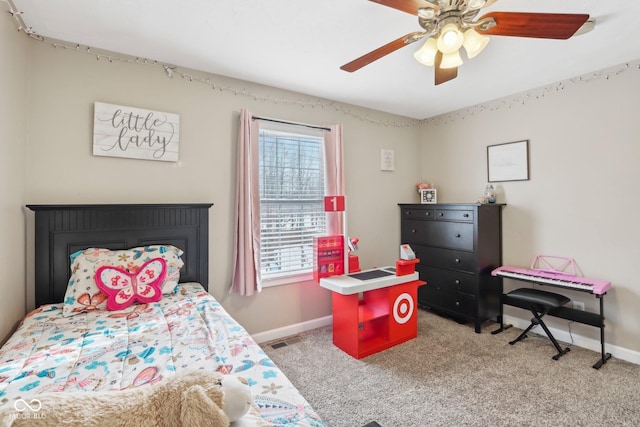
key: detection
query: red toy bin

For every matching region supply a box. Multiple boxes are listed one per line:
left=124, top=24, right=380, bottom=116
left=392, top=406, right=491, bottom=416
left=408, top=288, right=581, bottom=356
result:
left=396, top=258, right=419, bottom=276
left=348, top=254, right=361, bottom=273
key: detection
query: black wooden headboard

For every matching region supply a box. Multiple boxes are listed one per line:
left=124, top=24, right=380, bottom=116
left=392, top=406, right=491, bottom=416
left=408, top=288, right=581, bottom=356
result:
left=26, top=203, right=213, bottom=307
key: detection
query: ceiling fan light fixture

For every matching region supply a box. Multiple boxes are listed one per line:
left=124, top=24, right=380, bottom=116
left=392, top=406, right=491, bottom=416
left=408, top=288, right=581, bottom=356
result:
left=341, top=0, right=592, bottom=86
left=413, top=37, right=438, bottom=66
left=437, top=23, right=464, bottom=54
left=440, top=51, right=463, bottom=69
left=463, top=28, right=490, bottom=58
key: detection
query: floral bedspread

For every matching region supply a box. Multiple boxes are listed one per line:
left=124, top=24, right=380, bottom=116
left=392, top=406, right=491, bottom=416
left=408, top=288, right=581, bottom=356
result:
left=0, top=283, right=324, bottom=426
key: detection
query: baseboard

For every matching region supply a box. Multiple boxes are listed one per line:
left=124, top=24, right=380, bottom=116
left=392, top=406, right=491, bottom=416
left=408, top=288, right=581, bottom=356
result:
left=253, top=314, right=640, bottom=366
left=503, top=314, right=640, bottom=365
left=252, top=315, right=332, bottom=344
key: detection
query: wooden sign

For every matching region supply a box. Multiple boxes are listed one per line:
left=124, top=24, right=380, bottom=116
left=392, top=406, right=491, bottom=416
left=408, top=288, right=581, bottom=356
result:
left=93, top=102, right=180, bottom=162
left=324, top=196, right=345, bottom=212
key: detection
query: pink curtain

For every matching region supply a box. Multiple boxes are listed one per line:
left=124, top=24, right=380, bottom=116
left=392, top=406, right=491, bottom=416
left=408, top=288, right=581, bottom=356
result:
left=230, top=109, right=261, bottom=296
left=323, top=125, right=345, bottom=235
left=231, top=115, right=344, bottom=295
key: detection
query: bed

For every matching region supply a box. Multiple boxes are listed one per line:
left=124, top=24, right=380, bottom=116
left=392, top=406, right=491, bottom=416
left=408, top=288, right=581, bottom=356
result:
left=0, top=204, right=325, bottom=426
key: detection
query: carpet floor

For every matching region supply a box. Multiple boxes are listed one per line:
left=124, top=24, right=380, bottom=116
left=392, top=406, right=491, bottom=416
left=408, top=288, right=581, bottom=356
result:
left=262, top=309, right=640, bottom=427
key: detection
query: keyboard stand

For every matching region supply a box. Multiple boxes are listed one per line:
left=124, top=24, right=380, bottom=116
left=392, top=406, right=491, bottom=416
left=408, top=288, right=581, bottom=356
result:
left=493, top=287, right=611, bottom=369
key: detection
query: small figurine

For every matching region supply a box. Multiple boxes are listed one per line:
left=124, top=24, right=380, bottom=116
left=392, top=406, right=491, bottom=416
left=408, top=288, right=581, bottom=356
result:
left=484, top=184, right=496, bottom=204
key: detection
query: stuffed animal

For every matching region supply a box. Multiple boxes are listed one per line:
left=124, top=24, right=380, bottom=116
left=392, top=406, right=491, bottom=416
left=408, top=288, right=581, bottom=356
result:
left=219, top=375, right=252, bottom=423
left=0, top=370, right=252, bottom=427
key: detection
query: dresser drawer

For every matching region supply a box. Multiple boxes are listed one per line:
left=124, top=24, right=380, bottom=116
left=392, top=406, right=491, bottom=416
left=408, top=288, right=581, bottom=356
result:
left=401, top=220, right=474, bottom=251
left=401, top=208, right=435, bottom=220
left=435, top=209, right=474, bottom=222
left=412, top=245, right=477, bottom=273
left=417, top=266, right=477, bottom=295
left=418, top=285, right=476, bottom=318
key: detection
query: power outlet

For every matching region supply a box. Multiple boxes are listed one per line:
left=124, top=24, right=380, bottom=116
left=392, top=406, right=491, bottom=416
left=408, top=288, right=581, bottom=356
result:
left=573, top=301, right=585, bottom=311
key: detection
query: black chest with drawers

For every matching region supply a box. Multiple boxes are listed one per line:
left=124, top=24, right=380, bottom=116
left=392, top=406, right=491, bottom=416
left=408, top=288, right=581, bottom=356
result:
left=399, top=203, right=504, bottom=333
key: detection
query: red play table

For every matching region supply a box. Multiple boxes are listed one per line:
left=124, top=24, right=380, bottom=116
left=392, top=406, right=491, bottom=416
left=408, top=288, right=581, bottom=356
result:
left=319, top=263, right=425, bottom=359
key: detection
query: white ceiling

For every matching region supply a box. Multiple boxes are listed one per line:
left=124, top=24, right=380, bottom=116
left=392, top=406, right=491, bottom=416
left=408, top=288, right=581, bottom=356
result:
left=11, top=0, right=640, bottom=119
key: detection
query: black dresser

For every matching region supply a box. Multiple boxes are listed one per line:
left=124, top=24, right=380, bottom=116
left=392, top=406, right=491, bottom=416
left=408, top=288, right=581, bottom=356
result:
left=399, top=203, right=504, bottom=333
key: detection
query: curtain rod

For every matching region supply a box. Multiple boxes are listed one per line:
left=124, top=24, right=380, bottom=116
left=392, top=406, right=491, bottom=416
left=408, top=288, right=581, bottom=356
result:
left=252, top=115, right=331, bottom=132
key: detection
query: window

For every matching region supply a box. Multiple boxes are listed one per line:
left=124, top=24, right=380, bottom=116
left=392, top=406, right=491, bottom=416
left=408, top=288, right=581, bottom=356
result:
left=258, top=124, right=327, bottom=285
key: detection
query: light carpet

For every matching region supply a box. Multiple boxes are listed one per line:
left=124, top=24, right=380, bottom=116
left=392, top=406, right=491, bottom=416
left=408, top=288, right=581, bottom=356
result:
left=262, top=309, right=640, bottom=427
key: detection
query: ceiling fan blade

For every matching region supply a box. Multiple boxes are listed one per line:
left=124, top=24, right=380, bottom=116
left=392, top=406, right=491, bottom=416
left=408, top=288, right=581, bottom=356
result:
left=341, top=32, right=422, bottom=72
left=478, top=12, right=590, bottom=39
left=434, top=51, right=457, bottom=85
left=368, top=0, right=425, bottom=15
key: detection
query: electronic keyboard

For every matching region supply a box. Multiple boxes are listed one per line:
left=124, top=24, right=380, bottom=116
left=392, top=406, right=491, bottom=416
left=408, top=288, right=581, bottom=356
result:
left=492, top=256, right=612, bottom=369
left=492, top=265, right=611, bottom=295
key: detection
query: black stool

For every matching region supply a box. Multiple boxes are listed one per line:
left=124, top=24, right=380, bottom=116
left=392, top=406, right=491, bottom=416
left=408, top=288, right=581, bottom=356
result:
left=507, top=288, right=571, bottom=361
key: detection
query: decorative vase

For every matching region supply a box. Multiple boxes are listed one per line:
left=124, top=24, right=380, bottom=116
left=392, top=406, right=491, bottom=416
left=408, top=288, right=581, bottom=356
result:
left=484, top=184, right=496, bottom=204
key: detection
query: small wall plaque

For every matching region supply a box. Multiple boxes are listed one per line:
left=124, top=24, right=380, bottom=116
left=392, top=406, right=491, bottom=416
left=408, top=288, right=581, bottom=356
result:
left=380, top=148, right=395, bottom=171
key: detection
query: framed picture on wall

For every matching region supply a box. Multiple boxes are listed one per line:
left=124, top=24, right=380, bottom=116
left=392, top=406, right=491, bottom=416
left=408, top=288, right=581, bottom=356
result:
left=487, top=140, right=529, bottom=182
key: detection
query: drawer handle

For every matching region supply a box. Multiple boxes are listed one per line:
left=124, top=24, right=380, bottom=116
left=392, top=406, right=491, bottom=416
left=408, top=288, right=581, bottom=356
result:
left=463, top=213, right=469, bottom=218
left=455, top=301, right=460, bottom=306
left=405, top=211, right=411, bottom=215
left=412, top=229, right=417, bottom=233
left=438, top=213, right=444, bottom=217
left=455, top=233, right=461, bottom=238
left=425, top=212, right=430, bottom=216
left=455, top=279, right=460, bottom=284
left=455, top=258, right=461, bottom=263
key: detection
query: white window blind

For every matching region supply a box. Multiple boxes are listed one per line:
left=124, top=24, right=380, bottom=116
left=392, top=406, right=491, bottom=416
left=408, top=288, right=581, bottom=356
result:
left=258, top=126, right=327, bottom=284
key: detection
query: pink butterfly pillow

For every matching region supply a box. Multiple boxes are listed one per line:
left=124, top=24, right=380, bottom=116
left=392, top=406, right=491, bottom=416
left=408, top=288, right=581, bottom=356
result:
left=95, top=258, right=167, bottom=311
left=62, top=245, right=184, bottom=317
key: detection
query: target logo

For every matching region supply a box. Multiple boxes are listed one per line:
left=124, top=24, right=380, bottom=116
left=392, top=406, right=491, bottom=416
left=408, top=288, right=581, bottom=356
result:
left=393, top=293, right=414, bottom=324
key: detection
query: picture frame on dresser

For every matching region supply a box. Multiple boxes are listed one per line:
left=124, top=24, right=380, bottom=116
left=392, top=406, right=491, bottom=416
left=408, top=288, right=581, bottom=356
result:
left=487, top=140, right=529, bottom=182
left=419, top=188, right=437, bottom=204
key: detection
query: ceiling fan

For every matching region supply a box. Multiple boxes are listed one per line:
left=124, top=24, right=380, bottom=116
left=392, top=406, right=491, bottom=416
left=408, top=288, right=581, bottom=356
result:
left=340, top=0, right=591, bottom=85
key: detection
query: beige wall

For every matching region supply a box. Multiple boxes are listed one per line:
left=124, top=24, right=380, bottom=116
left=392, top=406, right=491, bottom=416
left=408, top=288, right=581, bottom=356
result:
left=21, top=41, right=421, bottom=335
left=0, top=15, right=28, bottom=343
left=419, top=66, right=640, bottom=355
left=4, top=16, right=639, bottom=360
